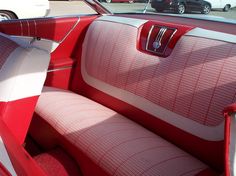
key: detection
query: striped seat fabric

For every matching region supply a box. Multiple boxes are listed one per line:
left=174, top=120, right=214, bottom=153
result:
left=36, top=87, right=208, bottom=176
left=0, top=35, right=18, bottom=69
left=34, top=16, right=236, bottom=175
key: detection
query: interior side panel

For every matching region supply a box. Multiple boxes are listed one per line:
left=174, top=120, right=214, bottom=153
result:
left=0, top=17, right=79, bottom=41
left=0, top=16, right=97, bottom=90
left=46, top=16, right=97, bottom=89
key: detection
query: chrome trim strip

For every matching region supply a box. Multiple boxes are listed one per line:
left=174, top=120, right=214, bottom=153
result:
left=3, top=17, right=80, bottom=44
left=145, top=25, right=154, bottom=51
left=59, top=18, right=80, bottom=43
left=26, top=20, right=30, bottom=36
left=20, top=21, right=23, bottom=36
left=1, top=17, right=80, bottom=53
left=146, top=25, right=177, bottom=55
left=33, top=20, right=37, bottom=36
left=84, top=0, right=112, bottom=15
left=154, top=27, right=167, bottom=51
left=47, top=66, right=72, bottom=73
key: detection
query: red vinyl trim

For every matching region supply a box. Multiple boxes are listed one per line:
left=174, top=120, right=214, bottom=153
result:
left=223, top=104, right=236, bottom=114
left=0, top=96, right=39, bottom=144
left=51, top=16, right=97, bottom=61
left=45, top=69, right=73, bottom=90
left=223, top=103, right=236, bottom=176
left=224, top=114, right=230, bottom=176
left=46, top=16, right=97, bottom=90
left=138, top=20, right=194, bottom=57
left=0, top=121, right=46, bottom=176
left=48, top=57, right=74, bottom=70
left=0, top=17, right=80, bottom=42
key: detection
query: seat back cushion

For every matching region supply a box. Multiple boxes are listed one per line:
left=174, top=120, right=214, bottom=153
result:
left=80, top=16, right=236, bottom=170
left=0, top=33, right=50, bottom=144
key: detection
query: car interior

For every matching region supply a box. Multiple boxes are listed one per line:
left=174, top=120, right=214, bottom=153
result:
left=0, top=8, right=236, bottom=176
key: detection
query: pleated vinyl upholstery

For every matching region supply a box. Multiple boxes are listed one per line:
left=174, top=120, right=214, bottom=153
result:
left=36, top=87, right=207, bottom=176
left=34, top=18, right=236, bottom=175
left=82, top=21, right=236, bottom=127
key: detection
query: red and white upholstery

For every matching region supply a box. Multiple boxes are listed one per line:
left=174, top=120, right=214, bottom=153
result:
left=80, top=16, right=236, bottom=170
left=82, top=17, right=235, bottom=137
left=34, top=16, right=236, bottom=175
left=0, top=32, right=50, bottom=144
left=0, top=32, right=50, bottom=175
left=36, top=86, right=208, bottom=176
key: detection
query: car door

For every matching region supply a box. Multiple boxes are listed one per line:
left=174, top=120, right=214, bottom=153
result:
left=186, top=0, right=202, bottom=11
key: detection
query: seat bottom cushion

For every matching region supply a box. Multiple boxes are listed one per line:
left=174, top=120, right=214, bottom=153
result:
left=35, top=86, right=210, bottom=176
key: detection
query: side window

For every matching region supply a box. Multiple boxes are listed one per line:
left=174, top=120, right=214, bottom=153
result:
left=47, top=1, right=97, bottom=17
left=102, top=0, right=236, bottom=21
left=0, top=0, right=97, bottom=21
left=0, top=0, right=236, bottom=23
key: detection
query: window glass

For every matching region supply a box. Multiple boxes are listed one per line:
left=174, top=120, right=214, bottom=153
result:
left=0, top=0, right=235, bottom=23
left=48, top=1, right=97, bottom=16
left=102, top=0, right=236, bottom=23
left=0, top=0, right=96, bottom=21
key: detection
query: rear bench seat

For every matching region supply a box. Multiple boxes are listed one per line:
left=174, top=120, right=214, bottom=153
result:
left=36, top=87, right=208, bottom=175
left=32, top=16, right=236, bottom=175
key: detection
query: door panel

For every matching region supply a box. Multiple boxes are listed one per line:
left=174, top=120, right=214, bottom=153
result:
left=0, top=16, right=97, bottom=89
left=0, top=17, right=79, bottom=42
